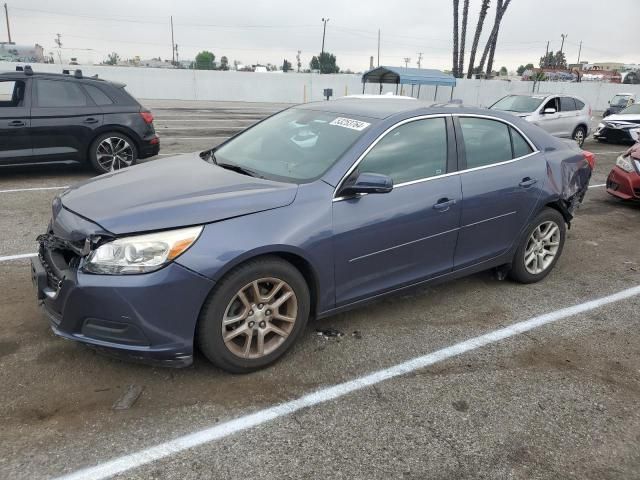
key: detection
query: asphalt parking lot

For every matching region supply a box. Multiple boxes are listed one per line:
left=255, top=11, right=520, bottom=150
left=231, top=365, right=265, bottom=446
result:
left=1, top=101, right=639, bottom=480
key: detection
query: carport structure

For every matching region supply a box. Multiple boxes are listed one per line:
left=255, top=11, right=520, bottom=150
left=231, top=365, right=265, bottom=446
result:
left=361, top=66, right=456, bottom=100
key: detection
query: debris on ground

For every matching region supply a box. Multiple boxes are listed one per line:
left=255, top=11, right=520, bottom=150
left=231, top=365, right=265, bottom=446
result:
left=112, top=384, right=144, bottom=410
left=315, top=328, right=344, bottom=339
left=352, top=330, right=362, bottom=339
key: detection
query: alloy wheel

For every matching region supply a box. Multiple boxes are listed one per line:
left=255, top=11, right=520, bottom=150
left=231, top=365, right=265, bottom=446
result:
left=524, top=220, right=560, bottom=275
left=573, top=129, right=585, bottom=147
left=222, top=278, right=298, bottom=359
left=96, top=137, right=134, bottom=171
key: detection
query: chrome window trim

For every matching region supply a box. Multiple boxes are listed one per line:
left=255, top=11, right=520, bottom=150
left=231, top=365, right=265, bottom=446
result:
left=332, top=112, right=540, bottom=202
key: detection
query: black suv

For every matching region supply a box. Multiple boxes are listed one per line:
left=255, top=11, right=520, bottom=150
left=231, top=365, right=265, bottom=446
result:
left=0, top=65, right=159, bottom=173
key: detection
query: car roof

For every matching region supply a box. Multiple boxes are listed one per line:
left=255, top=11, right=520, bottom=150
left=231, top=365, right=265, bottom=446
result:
left=0, top=70, right=124, bottom=88
left=296, top=97, right=518, bottom=120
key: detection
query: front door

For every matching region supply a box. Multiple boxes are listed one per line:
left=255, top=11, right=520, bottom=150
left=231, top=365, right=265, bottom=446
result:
left=453, top=116, right=545, bottom=268
left=29, top=78, right=104, bottom=163
left=332, top=116, right=462, bottom=306
left=538, top=96, right=563, bottom=136
left=0, top=79, right=32, bottom=165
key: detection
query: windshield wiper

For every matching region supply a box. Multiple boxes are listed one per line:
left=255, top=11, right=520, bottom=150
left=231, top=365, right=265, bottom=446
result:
left=216, top=162, right=262, bottom=178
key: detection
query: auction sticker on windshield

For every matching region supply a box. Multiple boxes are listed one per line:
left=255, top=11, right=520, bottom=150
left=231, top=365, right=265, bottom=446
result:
left=330, top=117, right=371, bottom=131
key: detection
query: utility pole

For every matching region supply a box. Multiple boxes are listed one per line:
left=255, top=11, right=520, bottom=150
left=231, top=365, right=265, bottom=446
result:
left=403, top=57, right=410, bottom=69
left=417, top=52, right=423, bottom=69
left=321, top=18, right=329, bottom=57
left=560, top=33, right=567, bottom=55
left=4, top=3, right=11, bottom=43
left=377, top=29, right=380, bottom=67
left=577, top=40, right=582, bottom=64
left=175, top=44, right=179, bottom=65
left=170, top=16, right=176, bottom=65
left=54, top=33, right=63, bottom=64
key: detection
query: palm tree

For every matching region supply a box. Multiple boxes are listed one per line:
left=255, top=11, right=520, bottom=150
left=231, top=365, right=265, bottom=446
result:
left=478, top=0, right=511, bottom=77
left=458, top=0, right=469, bottom=78
left=466, top=0, right=491, bottom=79
left=453, top=0, right=460, bottom=77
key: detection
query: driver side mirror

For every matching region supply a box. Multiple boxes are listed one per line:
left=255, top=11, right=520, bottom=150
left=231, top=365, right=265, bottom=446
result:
left=543, top=107, right=557, bottom=114
left=339, top=172, right=393, bottom=197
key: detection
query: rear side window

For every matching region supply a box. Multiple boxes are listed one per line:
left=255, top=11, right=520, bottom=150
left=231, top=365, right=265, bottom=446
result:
left=35, top=79, right=88, bottom=107
left=459, top=118, right=512, bottom=169
left=0, top=80, right=25, bottom=107
left=83, top=84, right=113, bottom=105
left=357, top=118, right=448, bottom=184
left=510, top=127, right=533, bottom=158
left=560, top=97, right=577, bottom=111
left=575, top=99, right=585, bottom=110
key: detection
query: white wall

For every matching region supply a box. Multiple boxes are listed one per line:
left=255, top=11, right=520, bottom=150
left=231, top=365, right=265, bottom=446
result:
left=3, top=61, right=640, bottom=111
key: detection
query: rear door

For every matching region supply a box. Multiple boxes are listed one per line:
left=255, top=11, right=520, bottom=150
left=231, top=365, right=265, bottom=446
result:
left=557, top=96, right=579, bottom=137
left=332, top=116, right=462, bottom=305
left=0, top=78, right=32, bottom=165
left=29, top=78, right=104, bottom=163
left=453, top=116, right=546, bottom=268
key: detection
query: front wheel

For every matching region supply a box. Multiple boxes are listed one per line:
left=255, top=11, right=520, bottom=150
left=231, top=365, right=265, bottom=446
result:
left=89, top=132, right=138, bottom=174
left=509, top=208, right=566, bottom=284
left=197, top=257, right=310, bottom=373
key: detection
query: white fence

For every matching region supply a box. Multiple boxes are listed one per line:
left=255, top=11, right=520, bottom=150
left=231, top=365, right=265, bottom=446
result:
left=3, top=61, right=640, bottom=111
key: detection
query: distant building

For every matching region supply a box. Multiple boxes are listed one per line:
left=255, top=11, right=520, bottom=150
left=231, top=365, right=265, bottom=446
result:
left=138, top=58, right=176, bottom=69
left=0, top=43, right=45, bottom=62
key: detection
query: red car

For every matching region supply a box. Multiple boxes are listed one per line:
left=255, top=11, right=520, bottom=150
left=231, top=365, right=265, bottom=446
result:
left=606, top=143, right=640, bottom=201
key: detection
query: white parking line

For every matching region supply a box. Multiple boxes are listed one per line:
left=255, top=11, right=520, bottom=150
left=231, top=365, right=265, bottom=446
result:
left=0, top=253, right=36, bottom=261
left=589, top=183, right=606, bottom=188
left=54, top=284, right=640, bottom=480
left=0, top=186, right=68, bottom=194
left=160, top=136, right=230, bottom=141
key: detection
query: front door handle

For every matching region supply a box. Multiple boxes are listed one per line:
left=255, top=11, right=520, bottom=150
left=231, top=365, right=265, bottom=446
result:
left=519, top=177, right=537, bottom=188
left=8, top=120, right=25, bottom=127
left=433, top=198, right=456, bottom=212
left=84, top=117, right=99, bottom=124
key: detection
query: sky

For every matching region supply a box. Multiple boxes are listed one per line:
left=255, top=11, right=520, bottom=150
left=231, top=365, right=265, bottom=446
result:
left=4, top=0, right=639, bottom=72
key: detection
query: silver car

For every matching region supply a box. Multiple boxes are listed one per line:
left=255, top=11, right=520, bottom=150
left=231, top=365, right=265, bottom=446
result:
left=490, top=94, right=592, bottom=147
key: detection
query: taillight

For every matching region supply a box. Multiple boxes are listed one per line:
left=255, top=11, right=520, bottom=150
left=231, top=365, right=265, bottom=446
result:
left=140, top=111, right=154, bottom=124
left=583, top=150, right=596, bottom=170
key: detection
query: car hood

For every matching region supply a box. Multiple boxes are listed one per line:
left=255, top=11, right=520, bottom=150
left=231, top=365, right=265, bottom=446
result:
left=59, top=153, right=298, bottom=234
left=604, top=113, right=640, bottom=123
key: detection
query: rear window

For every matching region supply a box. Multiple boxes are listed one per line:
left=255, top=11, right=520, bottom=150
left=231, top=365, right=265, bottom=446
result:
left=575, top=99, right=585, bottom=110
left=83, top=84, right=113, bottom=105
left=35, top=79, right=88, bottom=107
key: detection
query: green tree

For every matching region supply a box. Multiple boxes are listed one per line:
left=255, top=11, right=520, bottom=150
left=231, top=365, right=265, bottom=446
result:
left=499, top=66, right=508, bottom=75
left=219, top=56, right=229, bottom=70
left=195, top=51, right=216, bottom=70
left=282, top=59, right=292, bottom=72
left=309, top=52, right=339, bottom=74
left=517, top=63, right=534, bottom=75
left=104, top=52, right=120, bottom=65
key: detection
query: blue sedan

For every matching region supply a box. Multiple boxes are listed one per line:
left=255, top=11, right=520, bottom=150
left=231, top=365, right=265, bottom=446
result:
left=32, top=98, right=593, bottom=372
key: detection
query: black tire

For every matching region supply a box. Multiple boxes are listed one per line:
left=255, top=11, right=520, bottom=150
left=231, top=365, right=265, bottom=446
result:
left=572, top=125, right=587, bottom=148
left=509, top=208, right=566, bottom=284
left=89, top=132, right=138, bottom=174
left=197, top=256, right=310, bottom=373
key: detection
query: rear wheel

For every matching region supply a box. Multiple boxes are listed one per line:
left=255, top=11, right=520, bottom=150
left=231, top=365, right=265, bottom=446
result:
left=509, top=208, right=566, bottom=284
left=89, top=132, right=138, bottom=174
left=572, top=126, right=587, bottom=148
left=197, top=257, right=310, bottom=373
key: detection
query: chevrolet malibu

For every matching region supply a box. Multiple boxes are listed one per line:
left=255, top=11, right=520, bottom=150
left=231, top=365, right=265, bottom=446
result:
left=32, top=99, right=594, bottom=373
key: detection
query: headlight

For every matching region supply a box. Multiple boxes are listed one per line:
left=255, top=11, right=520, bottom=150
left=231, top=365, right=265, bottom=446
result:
left=616, top=154, right=635, bottom=173
left=83, top=226, right=203, bottom=274
left=597, top=123, right=604, bottom=130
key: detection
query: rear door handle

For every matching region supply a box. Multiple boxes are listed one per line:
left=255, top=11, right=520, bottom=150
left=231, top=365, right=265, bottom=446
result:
left=519, top=177, right=537, bottom=188
left=433, top=198, right=456, bottom=212
left=8, top=120, right=25, bottom=127
left=84, top=117, right=99, bottom=124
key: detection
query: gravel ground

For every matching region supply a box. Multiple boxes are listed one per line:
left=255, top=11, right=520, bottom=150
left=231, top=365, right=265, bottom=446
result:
left=0, top=101, right=639, bottom=480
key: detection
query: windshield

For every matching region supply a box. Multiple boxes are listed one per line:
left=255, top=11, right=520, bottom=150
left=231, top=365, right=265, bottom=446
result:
left=620, top=104, right=640, bottom=115
left=490, top=95, right=544, bottom=113
left=611, top=95, right=631, bottom=107
left=212, top=108, right=374, bottom=182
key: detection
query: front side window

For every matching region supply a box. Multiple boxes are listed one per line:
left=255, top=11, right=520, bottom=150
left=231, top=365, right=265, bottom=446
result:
left=460, top=117, right=513, bottom=169
left=214, top=108, right=376, bottom=182
left=356, top=118, right=447, bottom=184
left=35, top=79, right=88, bottom=107
left=542, top=97, right=558, bottom=112
left=0, top=80, right=25, bottom=107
